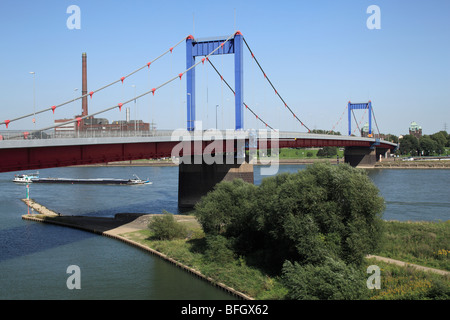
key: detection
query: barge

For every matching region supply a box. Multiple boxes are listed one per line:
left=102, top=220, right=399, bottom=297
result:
left=14, top=174, right=150, bottom=185
left=31, top=178, right=150, bottom=185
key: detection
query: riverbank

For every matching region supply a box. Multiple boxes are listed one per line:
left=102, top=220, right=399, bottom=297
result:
left=21, top=199, right=449, bottom=300
left=75, top=158, right=341, bottom=167
left=74, top=158, right=450, bottom=169
left=374, top=160, right=450, bottom=169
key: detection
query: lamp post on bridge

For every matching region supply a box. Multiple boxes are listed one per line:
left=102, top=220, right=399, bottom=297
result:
left=29, top=72, right=36, bottom=129
left=73, top=88, right=78, bottom=108
left=216, top=105, right=219, bottom=130
left=132, top=84, right=137, bottom=134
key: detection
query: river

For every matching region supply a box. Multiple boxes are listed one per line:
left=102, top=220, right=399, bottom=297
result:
left=0, top=165, right=448, bottom=299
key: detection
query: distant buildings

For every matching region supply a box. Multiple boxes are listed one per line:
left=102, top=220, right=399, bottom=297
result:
left=360, top=122, right=386, bottom=139
left=409, top=121, right=422, bottom=139
left=54, top=52, right=151, bottom=136
left=361, top=122, right=370, bottom=137
left=54, top=113, right=153, bottom=137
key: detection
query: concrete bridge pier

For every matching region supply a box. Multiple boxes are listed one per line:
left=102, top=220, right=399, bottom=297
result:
left=178, top=154, right=254, bottom=208
left=344, top=147, right=377, bottom=167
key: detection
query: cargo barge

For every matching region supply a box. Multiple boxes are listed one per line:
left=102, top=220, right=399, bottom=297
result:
left=30, top=177, right=150, bottom=185
left=14, top=173, right=151, bottom=185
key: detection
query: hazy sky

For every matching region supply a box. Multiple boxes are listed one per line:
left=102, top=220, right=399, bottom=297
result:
left=1, top=0, right=449, bottom=136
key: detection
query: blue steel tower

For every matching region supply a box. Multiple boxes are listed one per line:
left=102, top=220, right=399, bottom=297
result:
left=186, top=31, right=244, bottom=131
left=348, top=101, right=372, bottom=137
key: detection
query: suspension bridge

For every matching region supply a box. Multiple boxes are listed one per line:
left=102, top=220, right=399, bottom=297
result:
left=0, top=31, right=396, bottom=207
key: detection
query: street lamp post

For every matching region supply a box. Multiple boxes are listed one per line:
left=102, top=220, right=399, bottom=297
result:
left=29, top=72, right=35, bottom=129
left=132, top=85, right=137, bottom=133
left=216, top=105, right=219, bottom=130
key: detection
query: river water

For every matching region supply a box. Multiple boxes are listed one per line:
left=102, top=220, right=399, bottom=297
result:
left=0, top=165, right=448, bottom=299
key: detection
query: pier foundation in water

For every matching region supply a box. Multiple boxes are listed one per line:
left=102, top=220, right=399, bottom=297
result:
left=178, top=155, right=254, bottom=208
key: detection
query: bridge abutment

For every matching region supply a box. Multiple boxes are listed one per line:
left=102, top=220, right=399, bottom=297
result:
left=344, top=147, right=377, bottom=167
left=178, top=155, right=254, bottom=208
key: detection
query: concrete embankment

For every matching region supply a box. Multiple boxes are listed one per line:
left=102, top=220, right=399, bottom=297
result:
left=374, top=160, right=450, bottom=169
left=20, top=199, right=252, bottom=300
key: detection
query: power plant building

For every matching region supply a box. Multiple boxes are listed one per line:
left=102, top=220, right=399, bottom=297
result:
left=54, top=53, right=151, bottom=135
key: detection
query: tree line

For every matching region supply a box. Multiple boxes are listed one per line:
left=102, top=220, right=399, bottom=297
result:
left=310, top=128, right=450, bottom=157
left=398, top=131, right=449, bottom=156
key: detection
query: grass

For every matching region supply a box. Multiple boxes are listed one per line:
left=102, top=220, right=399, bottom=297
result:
left=277, top=148, right=344, bottom=159
left=121, top=218, right=449, bottom=300
left=365, top=259, right=449, bottom=300
left=374, top=220, right=450, bottom=271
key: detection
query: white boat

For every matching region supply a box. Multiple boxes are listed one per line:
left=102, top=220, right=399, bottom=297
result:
left=128, top=174, right=152, bottom=185
left=13, top=172, right=39, bottom=183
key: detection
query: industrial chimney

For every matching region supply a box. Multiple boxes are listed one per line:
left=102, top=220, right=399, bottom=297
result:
left=82, top=52, right=88, bottom=116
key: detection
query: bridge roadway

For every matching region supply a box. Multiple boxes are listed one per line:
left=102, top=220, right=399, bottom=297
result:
left=0, top=130, right=397, bottom=173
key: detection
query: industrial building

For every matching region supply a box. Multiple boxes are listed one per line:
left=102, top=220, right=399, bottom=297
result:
left=54, top=52, right=151, bottom=136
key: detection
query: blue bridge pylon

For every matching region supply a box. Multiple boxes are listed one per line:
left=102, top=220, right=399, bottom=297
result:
left=348, top=101, right=372, bottom=137
left=186, top=31, right=244, bottom=131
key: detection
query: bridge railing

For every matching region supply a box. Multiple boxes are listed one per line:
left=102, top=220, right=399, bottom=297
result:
left=0, top=128, right=257, bottom=141
left=0, top=129, right=177, bottom=140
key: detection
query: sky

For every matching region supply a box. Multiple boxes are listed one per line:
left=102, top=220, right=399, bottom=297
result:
left=0, top=0, right=449, bottom=136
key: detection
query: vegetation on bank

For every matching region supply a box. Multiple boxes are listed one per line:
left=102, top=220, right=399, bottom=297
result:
left=123, top=163, right=449, bottom=300
left=374, top=220, right=450, bottom=272
left=398, top=131, right=450, bottom=157
left=275, top=147, right=344, bottom=159
left=124, top=217, right=449, bottom=300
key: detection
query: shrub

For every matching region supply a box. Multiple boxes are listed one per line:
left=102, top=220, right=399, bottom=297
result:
left=203, top=235, right=235, bottom=264
left=148, top=211, right=187, bottom=240
left=194, top=179, right=257, bottom=236
left=281, top=258, right=368, bottom=300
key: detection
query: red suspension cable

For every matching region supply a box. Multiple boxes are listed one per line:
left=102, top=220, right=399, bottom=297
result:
left=207, top=58, right=274, bottom=131
left=1, top=35, right=188, bottom=128
left=242, top=37, right=310, bottom=132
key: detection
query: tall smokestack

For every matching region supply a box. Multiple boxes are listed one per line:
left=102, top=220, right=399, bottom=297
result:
left=82, top=52, right=88, bottom=116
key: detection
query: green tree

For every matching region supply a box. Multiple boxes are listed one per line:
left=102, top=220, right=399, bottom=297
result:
left=384, top=134, right=399, bottom=144
left=310, top=129, right=341, bottom=135
left=148, top=211, right=187, bottom=240
left=194, top=179, right=257, bottom=236
left=195, top=163, right=385, bottom=271
left=399, top=135, right=420, bottom=156
left=420, top=135, right=437, bottom=156
left=317, top=147, right=338, bottom=158
left=430, top=132, right=446, bottom=154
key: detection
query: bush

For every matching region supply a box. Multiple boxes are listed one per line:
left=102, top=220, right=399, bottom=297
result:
left=281, top=258, right=368, bottom=300
left=194, top=179, right=257, bottom=236
left=148, top=211, right=187, bottom=240
left=195, top=163, right=385, bottom=272
left=203, top=235, right=235, bottom=264
left=317, top=147, right=337, bottom=158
